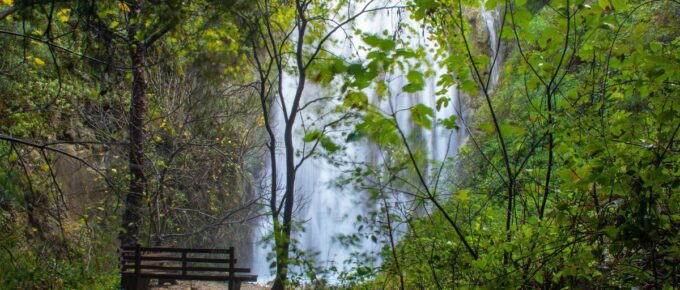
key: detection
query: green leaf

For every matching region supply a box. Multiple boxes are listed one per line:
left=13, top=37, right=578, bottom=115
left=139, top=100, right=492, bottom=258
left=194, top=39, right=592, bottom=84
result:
left=513, top=7, right=532, bottom=28
left=403, top=83, right=423, bottom=93
left=602, top=226, right=619, bottom=239
left=460, top=80, right=478, bottom=95
left=535, top=272, right=544, bottom=284
left=347, top=63, right=364, bottom=76
left=376, top=81, right=387, bottom=96
left=413, top=0, right=439, bottom=19
left=362, top=34, right=396, bottom=51
left=436, top=97, right=450, bottom=110
left=303, top=130, right=322, bottom=142
left=437, top=74, right=455, bottom=88
left=415, top=0, right=438, bottom=9
left=610, top=0, right=626, bottom=10
left=403, top=70, right=425, bottom=93
left=455, top=189, right=470, bottom=201
left=320, top=137, right=340, bottom=153
left=347, top=63, right=372, bottom=89
left=395, top=48, right=417, bottom=59
left=410, top=104, right=434, bottom=129
left=499, top=123, right=526, bottom=138
left=344, top=91, right=368, bottom=109
left=407, top=70, right=424, bottom=84
left=345, top=131, right=362, bottom=142
left=441, top=115, right=458, bottom=130
left=598, top=0, right=611, bottom=10
left=332, top=58, right=348, bottom=73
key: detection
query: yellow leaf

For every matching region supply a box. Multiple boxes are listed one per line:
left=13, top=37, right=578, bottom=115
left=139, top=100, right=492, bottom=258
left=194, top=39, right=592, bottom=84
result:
left=455, top=189, right=470, bottom=202
left=57, top=8, right=71, bottom=22
left=1, top=0, right=13, bottom=6
left=117, top=2, right=131, bottom=13
left=40, top=164, right=50, bottom=171
left=33, top=57, right=46, bottom=67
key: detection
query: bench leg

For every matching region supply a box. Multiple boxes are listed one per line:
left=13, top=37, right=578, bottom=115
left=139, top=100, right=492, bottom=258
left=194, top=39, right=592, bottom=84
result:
left=121, top=274, right=149, bottom=290
left=139, top=277, right=150, bottom=290
left=121, top=275, right=135, bottom=290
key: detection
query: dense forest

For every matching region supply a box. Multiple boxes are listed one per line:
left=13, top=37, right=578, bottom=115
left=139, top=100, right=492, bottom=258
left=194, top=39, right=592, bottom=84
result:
left=0, top=0, right=677, bottom=289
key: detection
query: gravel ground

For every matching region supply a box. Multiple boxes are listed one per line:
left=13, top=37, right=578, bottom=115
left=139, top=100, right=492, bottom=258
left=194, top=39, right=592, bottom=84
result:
left=149, top=280, right=270, bottom=290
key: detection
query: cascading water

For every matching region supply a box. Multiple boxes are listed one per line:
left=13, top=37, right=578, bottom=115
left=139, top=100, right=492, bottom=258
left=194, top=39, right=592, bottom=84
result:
left=252, top=1, right=504, bottom=282
left=481, top=4, right=504, bottom=90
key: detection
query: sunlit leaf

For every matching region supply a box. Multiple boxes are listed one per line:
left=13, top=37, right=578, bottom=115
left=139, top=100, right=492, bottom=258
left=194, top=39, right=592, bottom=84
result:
left=33, top=57, right=45, bottom=67
left=117, top=2, right=131, bottom=13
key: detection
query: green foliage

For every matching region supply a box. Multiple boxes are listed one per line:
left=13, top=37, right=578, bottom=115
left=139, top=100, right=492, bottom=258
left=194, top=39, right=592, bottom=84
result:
left=0, top=245, right=119, bottom=290
left=1, top=0, right=261, bottom=288
left=0, top=171, right=118, bottom=290
left=303, top=130, right=341, bottom=153
left=362, top=33, right=396, bottom=51
left=1, top=0, right=678, bottom=288
left=345, top=0, right=680, bottom=288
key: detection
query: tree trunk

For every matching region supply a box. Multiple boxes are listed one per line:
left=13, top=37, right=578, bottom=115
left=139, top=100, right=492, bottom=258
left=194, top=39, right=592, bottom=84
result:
left=120, top=5, right=147, bottom=247
left=272, top=122, right=296, bottom=290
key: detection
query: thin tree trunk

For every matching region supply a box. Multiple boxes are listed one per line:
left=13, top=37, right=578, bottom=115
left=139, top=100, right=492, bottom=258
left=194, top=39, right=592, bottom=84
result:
left=272, top=158, right=293, bottom=290
left=382, top=193, right=405, bottom=290
left=252, top=39, right=283, bottom=288
left=272, top=105, right=298, bottom=290
left=272, top=3, right=308, bottom=288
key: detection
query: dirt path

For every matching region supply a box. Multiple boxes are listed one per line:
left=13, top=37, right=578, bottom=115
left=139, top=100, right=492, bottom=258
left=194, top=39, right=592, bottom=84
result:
left=150, top=281, right=270, bottom=290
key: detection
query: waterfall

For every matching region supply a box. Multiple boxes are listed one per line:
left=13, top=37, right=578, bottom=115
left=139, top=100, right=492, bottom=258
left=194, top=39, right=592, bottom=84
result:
left=481, top=4, right=504, bottom=90
left=252, top=1, right=503, bottom=283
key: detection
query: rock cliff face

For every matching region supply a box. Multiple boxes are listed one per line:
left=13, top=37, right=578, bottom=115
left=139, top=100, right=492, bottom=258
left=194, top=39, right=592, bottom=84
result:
left=53, top=144, right=108, bottom=218
left=466, top=9, right=493, bottom=55
left=459, top=5, right=509, bottom=124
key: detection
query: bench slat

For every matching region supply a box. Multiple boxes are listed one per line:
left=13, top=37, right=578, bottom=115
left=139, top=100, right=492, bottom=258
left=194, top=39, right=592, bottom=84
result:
left=122, top=264, right=252, bottom=273
left=121, top=246, right=232, bottom=254
left=122, top=256, right=236, bottom=263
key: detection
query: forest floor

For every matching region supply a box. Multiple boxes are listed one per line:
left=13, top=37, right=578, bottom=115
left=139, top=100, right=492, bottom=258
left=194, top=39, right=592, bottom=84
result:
left=149, top=280, right=270, bottom=290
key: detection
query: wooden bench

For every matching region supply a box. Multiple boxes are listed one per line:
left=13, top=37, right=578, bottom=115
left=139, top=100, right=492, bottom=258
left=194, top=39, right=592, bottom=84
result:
left=120, top=245, right=257, bottom=290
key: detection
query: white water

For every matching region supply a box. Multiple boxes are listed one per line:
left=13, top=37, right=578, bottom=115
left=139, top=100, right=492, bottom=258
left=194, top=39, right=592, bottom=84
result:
left=251, top=1, right=503, bottom=282
left=481, top=4, right=504, bottom=90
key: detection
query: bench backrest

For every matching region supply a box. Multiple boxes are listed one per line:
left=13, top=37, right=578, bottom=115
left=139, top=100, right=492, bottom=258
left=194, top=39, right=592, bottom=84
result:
left=120, top=245, right=249, bottom=279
